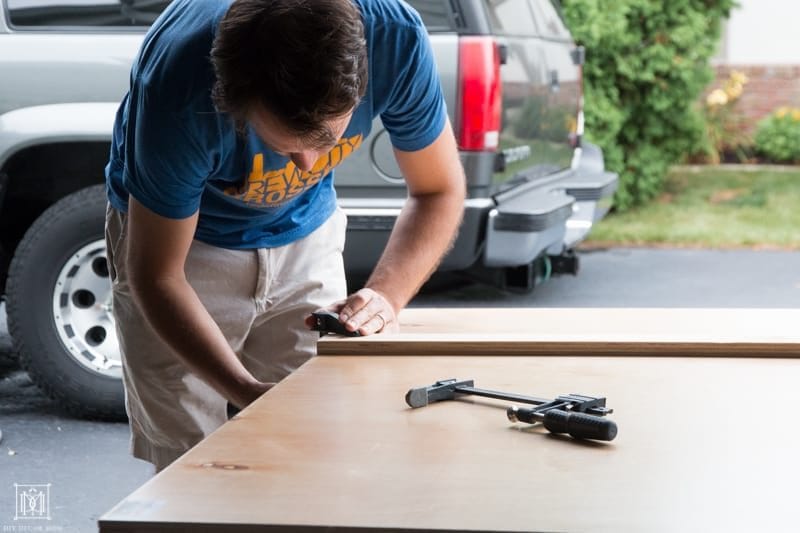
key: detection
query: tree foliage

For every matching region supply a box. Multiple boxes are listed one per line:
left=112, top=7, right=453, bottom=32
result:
left=560, top=0, right=734, bottom=209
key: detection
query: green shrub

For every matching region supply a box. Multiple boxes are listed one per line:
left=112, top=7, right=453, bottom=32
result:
left=560, top=0, right=734, bottom=210
left=754, top=108, right=800, bottom=164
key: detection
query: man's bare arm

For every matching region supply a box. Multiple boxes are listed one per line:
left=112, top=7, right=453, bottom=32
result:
left=337, top=119, right=466, bottom=333
left=126, top=196, right=271, bottom=408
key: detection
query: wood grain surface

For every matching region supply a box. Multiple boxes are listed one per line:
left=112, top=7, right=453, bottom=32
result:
left=318, top=308, right=800, bottom=356
left=100, top=354, right=800, bottom=532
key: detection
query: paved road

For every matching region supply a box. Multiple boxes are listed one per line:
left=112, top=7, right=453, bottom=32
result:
left=1, top=247, right=798, bottom=532
left=0, top=304, right=151, bottom=532
left=412, top=247, right=800, bottom=308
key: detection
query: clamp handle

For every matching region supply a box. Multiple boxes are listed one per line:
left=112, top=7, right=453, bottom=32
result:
left=508, top=406, right=618, bottom=441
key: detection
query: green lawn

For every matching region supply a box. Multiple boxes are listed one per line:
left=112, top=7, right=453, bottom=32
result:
left=583, top=165, right=800, bottom=250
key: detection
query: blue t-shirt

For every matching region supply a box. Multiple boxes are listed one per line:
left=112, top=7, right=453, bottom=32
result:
left=106, top=0, right=447, bottom=249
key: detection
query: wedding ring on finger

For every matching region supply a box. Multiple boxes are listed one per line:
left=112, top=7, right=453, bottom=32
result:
left=375, top=312, right=386, bottom=331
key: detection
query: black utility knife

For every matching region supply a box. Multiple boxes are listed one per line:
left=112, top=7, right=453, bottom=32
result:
left=311, top=310, right=361, bottom=337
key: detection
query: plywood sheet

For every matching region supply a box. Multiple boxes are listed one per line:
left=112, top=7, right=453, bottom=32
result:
left=318, top=308, right=800, bottom=356
left=101, top=354, right=800, bottom=532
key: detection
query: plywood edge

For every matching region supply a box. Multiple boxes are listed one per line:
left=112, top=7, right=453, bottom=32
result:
left=99, top=521, right=418, bottom=533
left=316, top=308, right=800, bottom=357
left=318, top=338, right=800, bottom=357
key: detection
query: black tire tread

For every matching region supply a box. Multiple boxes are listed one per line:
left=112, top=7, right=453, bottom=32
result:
left=7, top=184, right=125, bottom=420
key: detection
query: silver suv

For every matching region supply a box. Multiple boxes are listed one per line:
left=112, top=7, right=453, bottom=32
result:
left=0, top=0, right=617, bottom=418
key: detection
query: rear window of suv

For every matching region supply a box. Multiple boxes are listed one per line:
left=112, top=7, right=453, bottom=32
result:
left=406, top=0, right=455, bottom=31
left=485, top=0, right=570, bottom=39
left=528, top=0, right=570, bottom=40
left=5, top=0, right=170, bottom=28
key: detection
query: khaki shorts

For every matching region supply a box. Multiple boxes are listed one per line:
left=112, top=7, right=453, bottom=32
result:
left=105, top=205, right=348, bottom=471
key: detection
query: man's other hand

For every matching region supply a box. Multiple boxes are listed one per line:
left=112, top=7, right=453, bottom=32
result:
left=232, top=380, right=275, bottom=410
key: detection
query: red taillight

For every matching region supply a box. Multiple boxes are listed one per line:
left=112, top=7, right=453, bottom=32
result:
left=457, top=36, right=502, bottom=151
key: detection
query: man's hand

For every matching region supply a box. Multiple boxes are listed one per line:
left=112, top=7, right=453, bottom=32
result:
left=338, top=288, right=398, bottom=334
left=232, top=380, right=275, bottom=410
left=305, top=288, right=398, bottom=336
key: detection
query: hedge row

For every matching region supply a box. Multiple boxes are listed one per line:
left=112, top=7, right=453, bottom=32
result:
left=561, top=0, right=734, bottom=209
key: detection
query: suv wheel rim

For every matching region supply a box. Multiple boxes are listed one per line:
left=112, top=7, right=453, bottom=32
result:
left=52, top=239, right=121, bottom=378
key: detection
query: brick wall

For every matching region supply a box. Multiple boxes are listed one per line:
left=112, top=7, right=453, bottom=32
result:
left=711, top=65, right=800, bottom=135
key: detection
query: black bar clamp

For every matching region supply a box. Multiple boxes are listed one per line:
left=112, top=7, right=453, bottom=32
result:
left=406, top=378, right=617, bottom=442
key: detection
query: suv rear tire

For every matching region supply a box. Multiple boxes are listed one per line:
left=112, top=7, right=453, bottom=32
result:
left=6, top=184, right=125, bottom=420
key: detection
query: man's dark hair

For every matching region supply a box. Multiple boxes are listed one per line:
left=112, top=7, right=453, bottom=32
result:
left=211, top=0, right=368, bottom=146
